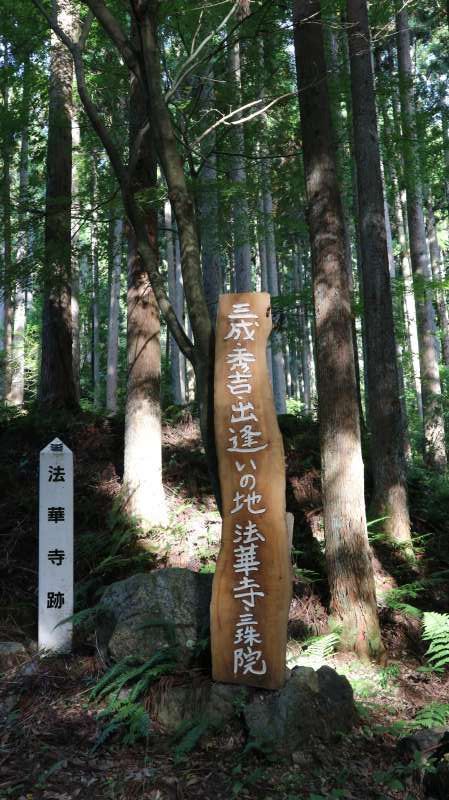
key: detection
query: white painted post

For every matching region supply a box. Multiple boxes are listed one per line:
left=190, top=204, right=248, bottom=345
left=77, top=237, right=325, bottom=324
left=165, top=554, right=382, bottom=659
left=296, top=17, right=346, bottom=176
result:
left=38, top=438, right=74, bottom=654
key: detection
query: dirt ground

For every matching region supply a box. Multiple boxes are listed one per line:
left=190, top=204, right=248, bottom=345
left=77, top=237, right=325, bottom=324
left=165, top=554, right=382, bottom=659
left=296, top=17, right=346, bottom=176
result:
left=1, top=410, right=448, bottom=800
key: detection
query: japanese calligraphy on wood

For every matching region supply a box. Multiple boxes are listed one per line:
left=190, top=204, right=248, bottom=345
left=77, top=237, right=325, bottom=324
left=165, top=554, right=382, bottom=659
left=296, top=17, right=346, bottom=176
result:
left=38, top=438, right=73, bottom=654
left=211, top=293, right=292, bottom=690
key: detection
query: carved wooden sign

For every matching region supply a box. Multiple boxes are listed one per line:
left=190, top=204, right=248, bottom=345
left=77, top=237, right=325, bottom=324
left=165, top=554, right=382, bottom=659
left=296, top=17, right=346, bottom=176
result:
left=211, top=292, right=292, bottom=690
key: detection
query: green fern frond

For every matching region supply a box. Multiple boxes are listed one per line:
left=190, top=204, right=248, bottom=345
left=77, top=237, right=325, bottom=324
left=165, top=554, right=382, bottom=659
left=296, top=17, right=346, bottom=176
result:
left=301, top=630, right=341, bottom=660
left=173, top=717, right=211, bottom=762
left=422, top=612, right=449, bottom=671
left=411, top=702, right=449, bottom=729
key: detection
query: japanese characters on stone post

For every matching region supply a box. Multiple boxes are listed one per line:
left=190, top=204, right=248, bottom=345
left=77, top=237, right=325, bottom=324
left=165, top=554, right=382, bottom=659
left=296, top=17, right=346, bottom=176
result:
left=211, top=293, right=292, bottom=690
left=38, top=438, right=73, bottom=653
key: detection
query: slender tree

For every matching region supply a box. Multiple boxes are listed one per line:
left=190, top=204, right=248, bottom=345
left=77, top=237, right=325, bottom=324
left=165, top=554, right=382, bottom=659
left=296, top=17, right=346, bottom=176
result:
left=396, top=6, right=446, bottom=470
left=293, top=0, right=383, bottom=659
left=106, top=216, right=123, bottom=414
left=39, top=0, right=78, bottom=409
left=346, top=0, right=412, bottom=551
left=90, top=163, right=101, bottom=409
left=228, top=1, right=252, bottom=292
left=1, top=39, right=13, bottom=401
left=426, top=198, right=449, bottom=367
left=123, top=30, right=168, bottom=529
left=71, top=112, right=81, bottom=399
left=165, top=199, right=184, bottom=404
left=198, top=65, right=221, bottom=324
left=8, top=85, right=30, bottom=407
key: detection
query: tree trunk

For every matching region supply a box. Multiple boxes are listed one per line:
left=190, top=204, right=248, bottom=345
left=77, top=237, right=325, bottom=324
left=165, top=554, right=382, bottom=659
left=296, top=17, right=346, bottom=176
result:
left=426, top=199, right=449, bottom=367
left=228, top=8, right=252, bottom=292
left=395, top=178, right=423, bottom=419
left=8, top=89, right=30, bottom=407
left=39, top=0, right=77, bottom=409
left=262, top=180, right=287, bottom=413
left=71, top=112, right=81, bottom=400
left=293, top=0, right=383, bottom=660
left=293, top=242, right=312, bottom=412
left=91, top=165, right=101, bottom=409
left=346, top=0, right=412, bottom=551
left=258, top=197, right=273, bottom=385
left=106, top=216, right=123, bottom=414
left=138, top=6, right=218, bottom=503
left=396, top=7, right=447, bottom=470
left=382, top=164, right=411, bottom=461
left=198, top=65, right=221, bottom=324
left=123, top=44, right=167, bottom=530
left=1, top=43, right=13, bottom=401
left=165, top=200, right=184, bottom=405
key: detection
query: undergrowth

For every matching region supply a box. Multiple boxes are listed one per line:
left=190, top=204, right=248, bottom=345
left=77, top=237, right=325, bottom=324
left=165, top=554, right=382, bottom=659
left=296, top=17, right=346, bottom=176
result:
left=90, top=649, right=178, bottom=749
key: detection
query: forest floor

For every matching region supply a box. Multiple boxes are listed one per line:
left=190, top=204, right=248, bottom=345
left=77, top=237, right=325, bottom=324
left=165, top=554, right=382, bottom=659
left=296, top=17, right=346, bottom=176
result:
left=1, top=407, right=449, bottom=800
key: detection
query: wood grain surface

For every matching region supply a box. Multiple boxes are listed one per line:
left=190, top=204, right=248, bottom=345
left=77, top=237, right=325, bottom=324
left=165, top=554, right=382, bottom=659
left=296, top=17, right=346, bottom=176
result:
left=210, top=292, right=292, bottom=689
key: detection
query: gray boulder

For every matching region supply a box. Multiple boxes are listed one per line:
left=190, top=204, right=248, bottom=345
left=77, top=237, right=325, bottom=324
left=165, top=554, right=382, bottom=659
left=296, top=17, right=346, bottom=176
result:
left=0, top=642, right=26, bottom=670
left=244, top=665, right=356, bottom=753
left=97, top=569, right=212, bottom=665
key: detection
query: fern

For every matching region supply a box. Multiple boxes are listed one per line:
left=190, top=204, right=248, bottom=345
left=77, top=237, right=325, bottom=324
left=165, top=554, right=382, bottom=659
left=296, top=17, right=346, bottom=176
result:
left=411, top=702, right=449, bottom=729
left=90, top=649, right=175, bottom=701
left=301, top=630, right=341, bottom=660
left=172, top=716, right=212, bottom=762
left=91, top=649, right=178, bottom=748
left=422, top=611, right=449, bottom=671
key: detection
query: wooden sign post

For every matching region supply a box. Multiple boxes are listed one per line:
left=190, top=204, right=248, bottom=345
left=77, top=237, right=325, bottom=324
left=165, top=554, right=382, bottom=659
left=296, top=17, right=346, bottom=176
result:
left=211, top=293, right=292, bottom=690
left=38, top=438, right=74, bottom=654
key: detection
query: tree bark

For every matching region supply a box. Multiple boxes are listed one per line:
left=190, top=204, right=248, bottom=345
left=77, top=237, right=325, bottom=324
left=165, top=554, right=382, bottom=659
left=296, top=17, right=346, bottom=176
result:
left=262, top=179, right=287, bottom=414
left=426, top=199, right=449, bottom=367
left=106, top=216, right=123, bottom=414
left=346, top=0, right=412, bottom=551
left=293, top=0, right=383, bottom=660
left=228, top=6, right=252, bottom=293
left=91, top=164, right=101, bottom=409
left=198, top=64, right=221, bottom=324
left=1, top=42, right=13, bottom=401
left=71, top=112, right=81, bottom=400
left=396, top=7, right=446, bottom=469
left=39, top=0, right=78, bottom=410
left=293, top=242, right=312, bottom=412
left=165, top=200, right=184, bottom=404
left=138, top=3, right=218, bottom=502
left=8, top=79, right=30, bottom=407
left=123, top=39, right=168, bottom=530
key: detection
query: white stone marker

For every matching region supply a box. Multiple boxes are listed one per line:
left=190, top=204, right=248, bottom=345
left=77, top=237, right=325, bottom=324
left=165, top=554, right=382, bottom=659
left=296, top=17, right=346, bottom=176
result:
left=38, top=438, right=73, bottom=654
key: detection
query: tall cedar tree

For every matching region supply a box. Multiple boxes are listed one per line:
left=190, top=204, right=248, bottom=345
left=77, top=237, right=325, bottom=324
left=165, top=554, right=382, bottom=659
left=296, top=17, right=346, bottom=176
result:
left=395, top=6, right=447, bottom=470
left=123, top=25, right=167, bottom=529
left=293, top=0, right=384, bottom=659
left=39, top=0, right=77, bottom=409
left=346, top=0, right=413, bottom=552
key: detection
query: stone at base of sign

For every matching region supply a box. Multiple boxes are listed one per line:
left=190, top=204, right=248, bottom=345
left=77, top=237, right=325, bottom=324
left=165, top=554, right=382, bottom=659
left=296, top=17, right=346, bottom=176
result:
left=243, top=666, right=356, bottom=753
left=149, top=666, right=356, bottom=752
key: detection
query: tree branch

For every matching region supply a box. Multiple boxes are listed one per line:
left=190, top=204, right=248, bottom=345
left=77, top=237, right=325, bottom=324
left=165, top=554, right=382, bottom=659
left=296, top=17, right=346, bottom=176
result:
left=193, top=92, right=294, bottom=147
left=31, top=0, right=194, bottom=362
left=165, top=0, right=239, bottom=103
left=82, top=0, right=142, bottom=80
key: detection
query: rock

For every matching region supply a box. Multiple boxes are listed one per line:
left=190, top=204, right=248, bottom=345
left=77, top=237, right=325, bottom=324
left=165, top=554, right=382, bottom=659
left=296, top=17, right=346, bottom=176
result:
left=0, top=642, right=26, bottom=655
left=0, top=642, right=26, bottom=670
left=0, top=694, right=18, bottom=722
left=153, top=681, right=249, bottom=733
left=398, top=728, right=449, bottom=800
left=243, top=665, right=356, bottom=753
left=97, top=569, right=213, bottom=665
left=424, top=757, right=449, bottom=799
